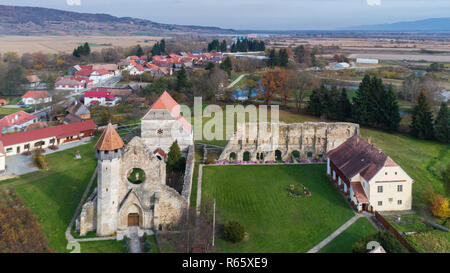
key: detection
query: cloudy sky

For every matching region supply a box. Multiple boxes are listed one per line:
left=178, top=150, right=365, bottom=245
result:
left=2, top=0, right=450, bottom=30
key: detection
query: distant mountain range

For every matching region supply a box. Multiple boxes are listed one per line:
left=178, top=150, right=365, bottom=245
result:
left=0, top=5, right=236, bottom=35
left=343, top=18, right=450, bottom=32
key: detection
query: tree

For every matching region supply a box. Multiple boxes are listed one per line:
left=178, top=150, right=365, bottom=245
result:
left=336, top=88, right=352, bottom=121
left=267, top=49, right=278, bottom=68
left=151, top=42, right=161, bottom=56
left=380, top=85, right=401, bottom=132
left=434, top=102, right=449, bottom=143
left=136, top=45, right=144, bottom=57
left=278, top=48, right=289, bottom=67
left=160, top=39, right=166, bottom=54
left=220, top=40, right=227, bottom=52
left=260, top=69, right=287, bottom=105
left=176, top=66, right=189, bottom=91
left=288, top=71, right=318, bottom=113
left=167, top=141, right=182, bottom=172
left=410, top=90, right=434, bottom=140
left=83, top=42, right=91, bottom=55
left=220, top=56, right=232, bottom=78
left=352, top=75, right=375, bottom=126
left=430, top=194, right=450, bottom=219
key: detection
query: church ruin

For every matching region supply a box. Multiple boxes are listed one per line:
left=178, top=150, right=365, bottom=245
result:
left=219, top=122, right=360, bottom=162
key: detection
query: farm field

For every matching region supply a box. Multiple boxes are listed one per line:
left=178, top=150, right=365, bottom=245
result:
left=201, top=164, right=355, bottom=252
left=318, top=217, right=377, bottom=253
left=0, top=35, right=164, bottom=54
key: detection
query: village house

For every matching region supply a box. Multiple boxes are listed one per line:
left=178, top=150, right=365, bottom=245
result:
left=67, top=102, right=91, bottom=120
left=0, top=111, right=38, bottom=134
left=129, top=64, right=146, bottom=75
left=90, top=85, right=133, bottom=97
left=55, top=76, right=92, bottom=92
left=26, top=75, right=40, bottom=88
left=326, top=135, right=413, bottom=212
left=84, top=91, right=121, bottom=107
left=21, top=90, right=52, bottom=105
left=0, top=99, right=9, bottom=106
left=0, top=120, right=96, bottom=161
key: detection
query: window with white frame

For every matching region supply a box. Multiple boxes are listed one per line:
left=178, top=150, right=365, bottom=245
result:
left=377, top=186, right=383, bottom=193
left=378, top=201, right=382, bottom=206
left=397, top=185, right=403, bottom=192
left=398, top=200, right=402, bottom=205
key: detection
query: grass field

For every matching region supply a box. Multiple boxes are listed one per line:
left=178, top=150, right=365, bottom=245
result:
left=0, top=140, right=127, bottom=252
left=0, top=107, right=24, bottom=115
left=318, top=218, right=377, bottom=253
left=201, top=164, right=354, bottom=252
left=79, top=240, right=124, bottom=253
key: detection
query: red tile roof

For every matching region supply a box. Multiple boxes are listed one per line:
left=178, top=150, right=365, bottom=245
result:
left=0, top=120, right=96, bottom=147
left=351, top=182, right=369, bottom=203
left=93, top=69, right=111, bottom=76
left=94, top=123, right=124, bottom=151
left=22, top=90, right=49, bottom=99
left=84, top=91, right=115, bottom=99
left=134, top=64, right=146, bottom=71
left=75, top=69, right=94, bottom=77
left=327, top=135, right=394, bottom=182
left=146, top=91, right=192, bottom=133
left=0, top=111, right=37, bottom=129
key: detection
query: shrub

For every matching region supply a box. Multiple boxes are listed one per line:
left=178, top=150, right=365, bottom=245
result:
left=430, top=194, right=450, bottom=219
left=352, top=231, right=408, bottom=253
left=122, top=236, right=131, bottom=253
left=224, top=220, right=245, bottom=243
left=142, top=236, right=153, bottom=253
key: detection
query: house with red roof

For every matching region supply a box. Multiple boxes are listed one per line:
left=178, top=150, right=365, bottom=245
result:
left=0, top=111, right=38, bottom=134
left=141, top=91, right=193, bottom=153
left=89, top=69, right=114, bottom=83
left=84, top=91, right=120, bottom=107
left=0, top=120, right=96, bottom=158
left=327, top=135, right=413, bottom=212
left=55, top=76, right=92, bottom=92
left=21, top=90, right=52, bottom=105
left=129, top=64, right=146, bottom=76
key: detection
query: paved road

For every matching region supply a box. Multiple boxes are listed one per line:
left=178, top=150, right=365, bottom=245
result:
left=307, top=214, right=361, bottom=253
left=226, top=74, right=248, bottom=89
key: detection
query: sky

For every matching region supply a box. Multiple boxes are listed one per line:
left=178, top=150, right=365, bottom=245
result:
left=2, top=0, right=450, bottom=30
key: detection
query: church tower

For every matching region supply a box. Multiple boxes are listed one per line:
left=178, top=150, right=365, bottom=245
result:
left=94, top=123, right=124, bottom=236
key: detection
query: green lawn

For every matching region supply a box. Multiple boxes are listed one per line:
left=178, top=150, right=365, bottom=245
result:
left=319, top=218, right=377, bottom=253
left=0, top=107, right=23, bottom=115
left=79, top=240, right=125, bottom=253
left=201, top=164, right=354, bottom=252
left=0, top=142, right=100, bottom=252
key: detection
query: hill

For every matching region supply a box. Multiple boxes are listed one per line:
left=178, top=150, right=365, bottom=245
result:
left=0, top=5, right=236, bottom=35
left=344, top=17, right=450, bottom=32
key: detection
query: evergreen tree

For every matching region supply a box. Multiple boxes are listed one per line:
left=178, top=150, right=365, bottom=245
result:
left=230, top=43, right=237, bottom=53
left=72, top=48, right=80, bottom=58
left=307, top=85, right=327, bottom=117
left=279, top=49, right=289, bottom=67
left=136, top=45, right=144, bottom=57
left=267, top=49, right=278, bottom=68
left=220, top=40, right=227, bottom=52
left=160, top=39, right=166, bottom=54
left=151, top=42, right=161, bottom=56
left=220, top=56, right=233, bottom=77
left=336, top=88, right=352, bottom=121
left=380, top=85, right=401, bottom=132
left=176, top=65, right=189, bottom=91
left=205, top=62, right=215, bottom=73
left=352, top=75, right=373, bottom=126
left=83, top=42, right=91, bottom=55
left=434, top=101, right=449, bottom=143
left=410, top=90, right=434, bottom=140
left=167, top=141, right=181, bottom=172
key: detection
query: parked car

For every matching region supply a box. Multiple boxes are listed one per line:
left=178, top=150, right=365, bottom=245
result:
left=20, top=104, right=30, bottom=108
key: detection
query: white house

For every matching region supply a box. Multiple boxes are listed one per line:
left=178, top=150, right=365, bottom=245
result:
left=84, top=91, right=121, bottom=107
left=327, top=136, right=413, bottom=212
left=356, top=58, right=379, bottom=64
left=0, top=111, right=38, bottom=134
left=89, top=69, right=114, bottom=84
left=129, top=64, right=146, bottom=76
left=55, top=77, right=91, bottom=92
left=21, top=91, right=52, bottom=105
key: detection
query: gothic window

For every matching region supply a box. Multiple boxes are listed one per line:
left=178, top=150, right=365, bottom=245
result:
left=157, top=129, right=163, bottom=136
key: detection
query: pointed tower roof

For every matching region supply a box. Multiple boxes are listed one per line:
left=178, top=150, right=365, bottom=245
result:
left=95, top=123, right=124, bottom=151
left=149, top=91, right=179, bottom=113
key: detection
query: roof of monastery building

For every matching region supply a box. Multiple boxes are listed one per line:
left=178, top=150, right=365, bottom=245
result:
left=146, top=91, right=192, bottom=133
left=327, top=135, right=398, bottom=182
left=95, top=123, right=124, bottom=151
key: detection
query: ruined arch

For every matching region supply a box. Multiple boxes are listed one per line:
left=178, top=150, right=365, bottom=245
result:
left=275, top=150, right=282, bottom=161
left=243, top=151, right=250, bottom=162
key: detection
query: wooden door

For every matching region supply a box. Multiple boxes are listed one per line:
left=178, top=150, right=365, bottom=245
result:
left=128, top=213, right=139, bottom=226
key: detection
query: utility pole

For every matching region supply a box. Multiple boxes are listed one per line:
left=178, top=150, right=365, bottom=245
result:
left=212, top=198, right=216, bottom=247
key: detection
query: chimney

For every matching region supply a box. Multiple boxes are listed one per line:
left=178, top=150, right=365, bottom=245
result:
left=367, top=137, right=371, bottom=144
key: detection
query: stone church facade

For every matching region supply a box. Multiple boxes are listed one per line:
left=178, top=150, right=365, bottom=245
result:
left=77, top=91, right=193, bottom=237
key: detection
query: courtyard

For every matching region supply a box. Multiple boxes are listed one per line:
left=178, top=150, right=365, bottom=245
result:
left=201, top=164, right=355, bottom=252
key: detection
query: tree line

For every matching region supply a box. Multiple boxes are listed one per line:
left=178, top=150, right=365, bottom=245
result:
left=231, top=39, right=265, bottom=53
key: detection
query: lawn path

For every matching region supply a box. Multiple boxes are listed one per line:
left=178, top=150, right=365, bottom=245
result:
left=196, top=164, right=204, bottom=216
left=307, top=214, right=361, bottom=253
left=226, top=74, right=248, bottom=89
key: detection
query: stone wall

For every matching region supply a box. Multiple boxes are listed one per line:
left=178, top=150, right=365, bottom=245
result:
left=219, top=122, right=360, bottom=162
left=181, top=145, right=195, bottom=202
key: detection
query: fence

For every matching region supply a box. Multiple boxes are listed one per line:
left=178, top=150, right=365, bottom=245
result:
left=374, top=211, right=418, bottom=253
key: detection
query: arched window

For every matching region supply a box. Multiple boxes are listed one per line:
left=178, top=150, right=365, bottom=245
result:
left=230, top=152, right=237, bottom=161
left=243, top=151, right=250, bottom=162
left=275, top=150, right=282, bottom=161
